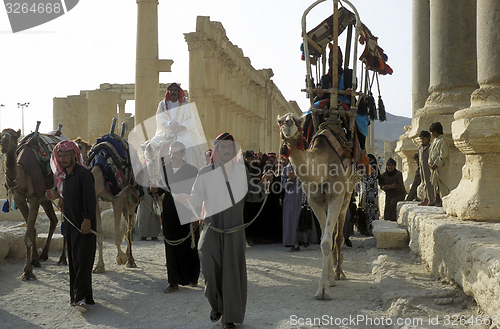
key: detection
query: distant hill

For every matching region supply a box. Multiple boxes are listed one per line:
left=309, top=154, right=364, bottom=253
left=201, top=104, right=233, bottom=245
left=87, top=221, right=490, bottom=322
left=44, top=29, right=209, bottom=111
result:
left=372, top=112, right=412, bottom=155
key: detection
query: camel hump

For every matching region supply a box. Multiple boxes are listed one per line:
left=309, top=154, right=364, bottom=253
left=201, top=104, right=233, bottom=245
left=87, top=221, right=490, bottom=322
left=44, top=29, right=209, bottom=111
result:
left=310, top=128, right=352, bottom=169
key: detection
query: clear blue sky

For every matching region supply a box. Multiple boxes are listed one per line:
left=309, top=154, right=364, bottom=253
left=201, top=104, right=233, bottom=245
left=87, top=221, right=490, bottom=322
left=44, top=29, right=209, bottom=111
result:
left=0, top=0, right=411, bottom=135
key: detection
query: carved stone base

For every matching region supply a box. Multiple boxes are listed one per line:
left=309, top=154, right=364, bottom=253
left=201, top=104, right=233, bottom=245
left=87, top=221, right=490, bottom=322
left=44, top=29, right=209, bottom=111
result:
left=444, top=153, right=500, bottom=221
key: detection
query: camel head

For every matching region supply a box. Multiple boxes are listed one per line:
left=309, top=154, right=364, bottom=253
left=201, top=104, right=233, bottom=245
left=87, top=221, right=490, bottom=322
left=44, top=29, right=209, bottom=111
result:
left=277, top=113, right=305, bottom=141
left=0, top=129, right=21, bottom=154
left=73, top=137, right=92, bottom=161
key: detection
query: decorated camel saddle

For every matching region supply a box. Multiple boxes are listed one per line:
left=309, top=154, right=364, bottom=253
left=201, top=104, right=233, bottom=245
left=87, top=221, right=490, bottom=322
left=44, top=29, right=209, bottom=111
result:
left=87, top=133, right=133, bottom=198
left=15, top=125, right=68, bottom=200
left=309, top=120, right=370, bottom=174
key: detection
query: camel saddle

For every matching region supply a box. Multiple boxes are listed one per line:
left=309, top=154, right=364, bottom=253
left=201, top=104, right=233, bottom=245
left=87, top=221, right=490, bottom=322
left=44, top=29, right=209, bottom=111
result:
left=87, top=134, right=132, bottom=198
left=309, top=121, right=354, bottom=170
left=16, top=132, right=69, bottom=200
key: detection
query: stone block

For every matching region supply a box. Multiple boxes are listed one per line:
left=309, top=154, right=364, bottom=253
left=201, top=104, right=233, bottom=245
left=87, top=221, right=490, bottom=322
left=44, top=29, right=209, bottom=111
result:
left=0, top=235, right=9, bottom=262
left=36, top=233, right=64, bottom=252
left=0, top=226, right=26, bottom=260
left=372, top=220, right=409, bottom=249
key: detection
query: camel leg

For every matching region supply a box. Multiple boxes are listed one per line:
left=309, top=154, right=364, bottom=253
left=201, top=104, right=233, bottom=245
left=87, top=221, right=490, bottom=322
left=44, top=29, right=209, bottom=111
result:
left=17, top=195, right=40, bottom=280
left=308, top=197, right=333, bottom=300
left=125, top=208, right=137, bottom=268
left=313, top=194, right=344, bottom=300
left=113, top=199, right=128, bottom=265
left=39, top=200, right=58, bottom=261
left=93, top=198, right=106, bottom=273
left=332, top=191, right=352, bottom=281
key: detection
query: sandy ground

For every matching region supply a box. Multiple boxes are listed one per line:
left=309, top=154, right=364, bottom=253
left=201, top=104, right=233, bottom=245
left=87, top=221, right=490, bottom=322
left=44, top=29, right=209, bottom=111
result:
left=1, top=219, right=495, bottom=329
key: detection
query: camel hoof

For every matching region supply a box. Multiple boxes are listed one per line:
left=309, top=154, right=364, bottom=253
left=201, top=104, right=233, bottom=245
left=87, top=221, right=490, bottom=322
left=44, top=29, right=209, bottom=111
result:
left=116, top=255, right=127, bottom=265
left=93, top=265, right=106, bottom=274
left=314, top=287, right=333, bottom=300
left=126, top=261, right=137, bottom=268
left=39, top=251, right=49, bottom=261
left=31, top=260, right=42, bottom=268
left=57, top=258, right=68, bottom=266
left=20, top=272, right=37, bottom=281
left=334, top=271, right=346, bottom=280
left=329, top=278, right=337, bottom=287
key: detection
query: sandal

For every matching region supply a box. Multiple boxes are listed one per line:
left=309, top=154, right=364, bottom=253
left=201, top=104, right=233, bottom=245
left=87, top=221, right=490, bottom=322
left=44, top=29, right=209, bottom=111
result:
left=189, top=282, right=198, bottom=287
left=75, top=300, right=87, bottom=313
left=210, top=310, right=222, bottom=323
left=223, top=323, right=235, bottom=329
left=162, top=284, right=179, bottom=293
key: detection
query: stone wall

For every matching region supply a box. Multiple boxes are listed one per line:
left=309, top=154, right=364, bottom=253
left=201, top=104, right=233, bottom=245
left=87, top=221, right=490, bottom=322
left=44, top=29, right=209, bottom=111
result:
left=184, top=16, right=302, bottom=154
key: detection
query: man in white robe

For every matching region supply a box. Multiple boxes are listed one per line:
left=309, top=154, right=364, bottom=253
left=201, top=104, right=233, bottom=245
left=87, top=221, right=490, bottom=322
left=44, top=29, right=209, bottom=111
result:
left=151, top=83, right=205, bottom=169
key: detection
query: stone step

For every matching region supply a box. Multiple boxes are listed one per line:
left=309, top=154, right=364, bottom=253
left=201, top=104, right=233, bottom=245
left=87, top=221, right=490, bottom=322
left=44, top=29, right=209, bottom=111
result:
left=372, top=220, right=409, bottom=249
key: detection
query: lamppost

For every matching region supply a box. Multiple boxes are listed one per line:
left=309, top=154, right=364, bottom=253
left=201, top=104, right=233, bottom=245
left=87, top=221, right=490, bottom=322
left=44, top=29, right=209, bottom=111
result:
left=17, top=102, right=29, bottom=136
left=0, top=104, right=4, bottom=131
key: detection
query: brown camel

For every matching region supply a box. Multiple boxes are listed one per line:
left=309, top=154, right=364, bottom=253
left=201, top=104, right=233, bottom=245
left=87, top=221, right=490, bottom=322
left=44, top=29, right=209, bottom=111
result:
left=277, top=113, right=355, bottom=300
left=76, top=136, right=139, bottom=273
left=0, top=129, right=59, bottom=280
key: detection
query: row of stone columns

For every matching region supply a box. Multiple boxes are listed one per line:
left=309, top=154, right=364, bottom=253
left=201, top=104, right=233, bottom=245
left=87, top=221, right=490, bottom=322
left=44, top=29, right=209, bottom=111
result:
left=400, top=0, right=500, bottom=221
left=185, top=17, right=300, bottom=154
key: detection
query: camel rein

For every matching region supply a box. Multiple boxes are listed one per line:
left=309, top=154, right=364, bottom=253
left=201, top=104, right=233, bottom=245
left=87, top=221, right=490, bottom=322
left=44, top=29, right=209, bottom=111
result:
left=140, top=197, right=199, bottom=248
left=50, top=199, right=101, bottom=237
left=154, top=167, right=270, bottom=236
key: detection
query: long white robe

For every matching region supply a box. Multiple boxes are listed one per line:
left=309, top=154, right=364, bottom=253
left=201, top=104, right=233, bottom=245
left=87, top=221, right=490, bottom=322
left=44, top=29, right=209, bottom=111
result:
left=151, top=100, right=205, bottom=169
left=428, top=135, right=451, bottom=198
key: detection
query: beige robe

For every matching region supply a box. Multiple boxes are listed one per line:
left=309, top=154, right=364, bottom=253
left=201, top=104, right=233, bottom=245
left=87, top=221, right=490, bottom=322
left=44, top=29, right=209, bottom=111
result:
left=428, top=135, right=450, bottom=198
left=418, top=144, right=435, bottom=202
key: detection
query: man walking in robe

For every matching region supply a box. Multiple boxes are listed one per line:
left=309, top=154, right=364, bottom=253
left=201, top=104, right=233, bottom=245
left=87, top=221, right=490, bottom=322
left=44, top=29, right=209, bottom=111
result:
left=47, top=141, right=96, bottom=313
left=428, top=122, right=450, bottom=207
left=175, top=133, right=266, bottom=329
left=151, top=141, right=200, bottom=293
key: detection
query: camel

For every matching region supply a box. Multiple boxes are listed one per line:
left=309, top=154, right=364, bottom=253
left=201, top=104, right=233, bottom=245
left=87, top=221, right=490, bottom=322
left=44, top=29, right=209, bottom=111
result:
left=78, top=135, right=140, bottom=273
left=0, top=129, right=60, bottom=280
left=277, top=113, right=355, bottom=300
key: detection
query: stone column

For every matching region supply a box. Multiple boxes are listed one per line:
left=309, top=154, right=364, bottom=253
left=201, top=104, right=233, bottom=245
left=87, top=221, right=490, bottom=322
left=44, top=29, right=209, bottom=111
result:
left=396, top=1, right=429, bottom=188
left=395, top=127, right=419, bottom=191
left=135, top=0, right=159, bottom=127
left=185, top=31, right=206, bottom=138
left=87, top=90, right=118, bottom=142
left=118, top=99, right=126, bottom=128
left=412, top=0, right=430, bottom=117
left=444, top=0, right=500, bottom=221
left=407, top=0, right=477, bottom=192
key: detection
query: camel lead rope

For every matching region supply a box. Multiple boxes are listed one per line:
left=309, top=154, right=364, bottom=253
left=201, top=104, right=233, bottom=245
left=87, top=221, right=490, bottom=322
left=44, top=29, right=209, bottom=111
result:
left=50, top=200, right=101, bottom=237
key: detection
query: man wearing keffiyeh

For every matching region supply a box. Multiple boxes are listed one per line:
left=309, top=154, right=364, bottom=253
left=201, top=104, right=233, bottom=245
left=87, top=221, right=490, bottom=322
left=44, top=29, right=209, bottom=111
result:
left=46, top=140, right=96, bottom=313
left=175, top=132, right=267, bottom=329
left=150, top=82, right=205, bottom=169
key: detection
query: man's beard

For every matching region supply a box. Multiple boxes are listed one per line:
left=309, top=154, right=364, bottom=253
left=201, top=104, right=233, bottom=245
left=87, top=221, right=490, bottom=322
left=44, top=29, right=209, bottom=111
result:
left=61, top=157, right=75, bottom=169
